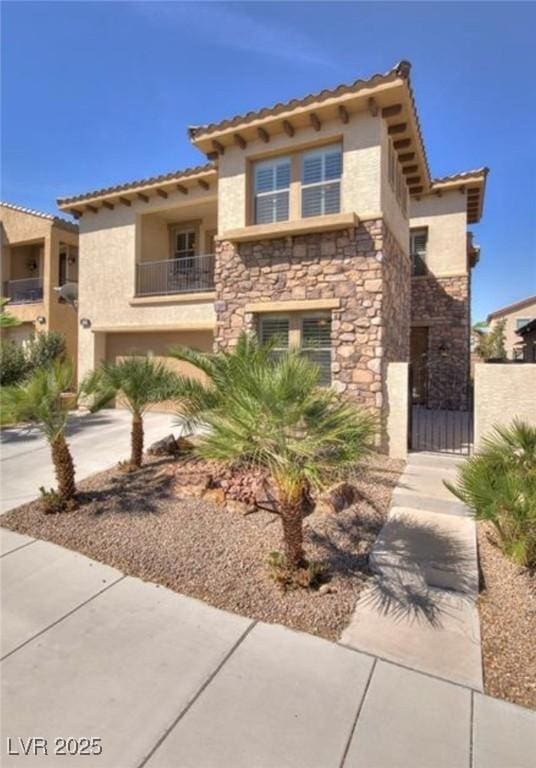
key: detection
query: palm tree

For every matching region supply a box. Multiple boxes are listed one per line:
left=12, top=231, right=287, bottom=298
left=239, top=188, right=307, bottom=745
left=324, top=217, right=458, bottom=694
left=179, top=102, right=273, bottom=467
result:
left=0, top=297, right=21, bottom=328
left=84, top=357, right=179, bottom=468
left=445, top=420, right=536, bottom=567
left=1, top=359, right=77, bottom=504
left=171, top=333, right=375, bottom=570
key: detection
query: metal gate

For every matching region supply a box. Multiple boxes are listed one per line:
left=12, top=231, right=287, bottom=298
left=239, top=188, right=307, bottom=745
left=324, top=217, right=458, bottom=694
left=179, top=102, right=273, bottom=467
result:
left=409, top=405, right=473, bottom=455
left=408, top=366, right=474, bottom=455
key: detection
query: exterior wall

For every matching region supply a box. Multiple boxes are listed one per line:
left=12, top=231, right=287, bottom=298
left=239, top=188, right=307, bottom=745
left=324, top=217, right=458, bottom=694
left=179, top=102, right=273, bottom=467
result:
left=379, top=119, right=409, bottom=252
left=214, top=219, right=410, bottom=433
left=410, top=190, right=468, bottom=276
left=77, top=193, right=217, bottom=382
left=140, top=209, right=218, bottom=263
left=217, top=112, right=382, bottom=234
left=488, top=298, right=536, bottom=359
left=474, top=363, right=536, bottom=448
left=386, top=362, right=409, bottom=459
left=0, top=206, right=79, bottom=364
left=411, top=274, right=470, bottom=409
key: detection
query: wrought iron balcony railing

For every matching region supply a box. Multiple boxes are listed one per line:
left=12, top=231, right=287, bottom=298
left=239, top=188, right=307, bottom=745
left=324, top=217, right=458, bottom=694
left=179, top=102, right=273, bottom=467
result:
left=136, top=254, right=215, bottom=297
left=3, top=277, right=44, bottom=304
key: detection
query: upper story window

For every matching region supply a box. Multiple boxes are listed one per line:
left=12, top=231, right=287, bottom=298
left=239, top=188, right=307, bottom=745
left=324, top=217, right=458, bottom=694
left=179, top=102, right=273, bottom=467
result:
left=253, top=157, right=291, bottom=224
left=301, top=145, right=342, bottom=218
left=410, top=228, right=428, bottom=276
left=515, top=317, right=531, bottom=331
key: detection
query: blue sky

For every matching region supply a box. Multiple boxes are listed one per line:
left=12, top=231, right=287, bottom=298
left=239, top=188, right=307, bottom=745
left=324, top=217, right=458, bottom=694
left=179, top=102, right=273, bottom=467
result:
left=2, top=1, right=535, bottom=321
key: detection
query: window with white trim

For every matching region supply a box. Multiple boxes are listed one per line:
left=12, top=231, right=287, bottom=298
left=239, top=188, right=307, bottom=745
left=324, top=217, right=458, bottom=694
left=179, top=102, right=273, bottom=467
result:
left=410, top=228, right=428, bottom=276
left=515, top=317, right=531, bottom=331
left=258, top=312, right=332, bottom=385
left=301, top=145, right=342, bottom=218
left=253, top=157, right=291, bottom=224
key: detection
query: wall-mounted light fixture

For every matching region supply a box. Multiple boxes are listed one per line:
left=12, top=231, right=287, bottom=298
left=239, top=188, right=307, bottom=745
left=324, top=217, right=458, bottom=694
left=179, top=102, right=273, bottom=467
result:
left=80, top=317, right=91, bottom=329
left=438, top=340, right=449, bottom=357
left=35, top=315, right=46, bottom=325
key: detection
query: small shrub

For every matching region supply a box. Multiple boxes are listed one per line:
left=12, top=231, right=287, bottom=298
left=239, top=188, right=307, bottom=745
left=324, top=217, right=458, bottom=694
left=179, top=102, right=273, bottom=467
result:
left=445, top=420, right=536, bottom=568
left=26, top=331, right=66, bottom=372
left=267, top=550, right=327, bottom=591
left=39, top=486, right=76, bottom=514
left=0, top=340, right=29, bottom=386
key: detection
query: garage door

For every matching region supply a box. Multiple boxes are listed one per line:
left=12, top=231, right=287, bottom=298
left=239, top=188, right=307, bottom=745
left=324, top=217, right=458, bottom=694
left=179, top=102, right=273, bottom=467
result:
left=105, top=330, right=214, bottom=410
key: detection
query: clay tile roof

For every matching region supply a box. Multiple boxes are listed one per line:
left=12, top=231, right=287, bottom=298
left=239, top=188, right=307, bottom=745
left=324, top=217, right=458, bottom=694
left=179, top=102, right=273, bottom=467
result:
left=0, top=200, right=78, bottom=231
left=189, top=60, right=410, bottom=136
left=431, top=167, right=489, bottom=186
left=56, top=162, right=216, bottom=207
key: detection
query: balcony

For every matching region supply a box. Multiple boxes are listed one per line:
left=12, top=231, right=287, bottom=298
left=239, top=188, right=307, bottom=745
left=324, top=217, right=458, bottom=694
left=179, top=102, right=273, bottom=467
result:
left=136, top=254, right=215, bottom=297
left=3, top=277, right=44, bottom=304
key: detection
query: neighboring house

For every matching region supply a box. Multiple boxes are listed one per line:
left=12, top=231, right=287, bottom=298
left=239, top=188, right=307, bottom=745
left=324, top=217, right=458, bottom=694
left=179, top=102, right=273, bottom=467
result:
left=0, top=202, right=79, bottom=362
left=516, top=318, right=536, bottom=363
left=487, top=295, right=536, bottom=360
left=56, top=60, right=487, bottom=431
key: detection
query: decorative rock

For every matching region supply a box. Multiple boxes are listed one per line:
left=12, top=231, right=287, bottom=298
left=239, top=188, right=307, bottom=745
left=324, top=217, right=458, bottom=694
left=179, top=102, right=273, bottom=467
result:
left=147, top=435, right=178, bottom=456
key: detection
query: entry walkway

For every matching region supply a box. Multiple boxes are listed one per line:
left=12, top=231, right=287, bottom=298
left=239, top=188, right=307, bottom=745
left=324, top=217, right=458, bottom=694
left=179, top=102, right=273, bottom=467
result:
left=341, top=452, right=482, bottom=689
left=2, top=531, right=535, bottom=768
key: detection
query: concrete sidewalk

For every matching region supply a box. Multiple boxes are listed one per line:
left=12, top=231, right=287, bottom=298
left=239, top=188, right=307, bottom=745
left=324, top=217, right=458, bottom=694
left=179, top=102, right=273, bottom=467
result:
left=341, top=452, right=483, bottom=689
left=2, top=533, right=535, bottom=768
left=0, top=409, right=180, bottom=514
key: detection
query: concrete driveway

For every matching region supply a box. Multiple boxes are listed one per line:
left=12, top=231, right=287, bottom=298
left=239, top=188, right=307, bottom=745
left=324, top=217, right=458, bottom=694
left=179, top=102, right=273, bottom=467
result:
left=0, top=410, right=180, bottom=514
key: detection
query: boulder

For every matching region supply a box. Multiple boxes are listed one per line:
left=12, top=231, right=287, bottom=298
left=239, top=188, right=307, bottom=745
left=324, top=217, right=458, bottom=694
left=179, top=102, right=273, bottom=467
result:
left=147, top=434, right=178, bottom=456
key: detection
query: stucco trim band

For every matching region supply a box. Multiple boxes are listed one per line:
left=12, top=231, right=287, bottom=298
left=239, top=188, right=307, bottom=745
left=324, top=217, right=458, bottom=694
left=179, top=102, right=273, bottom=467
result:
left=245, top=298, right=341, bottom=314
left=129, top=292, right=216, bottom=306
left=91, top=322, right=215, bottom=333
left=220, top=212, right=359, bottom=243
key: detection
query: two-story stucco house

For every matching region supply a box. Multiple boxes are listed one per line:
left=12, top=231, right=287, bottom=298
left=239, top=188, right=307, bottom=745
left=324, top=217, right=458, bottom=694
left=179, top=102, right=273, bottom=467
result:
left=1, top=202, right=79, bottom=361
left=56, top=61, right=487, bottom=433
left=487, top=294, right=536, bottom=360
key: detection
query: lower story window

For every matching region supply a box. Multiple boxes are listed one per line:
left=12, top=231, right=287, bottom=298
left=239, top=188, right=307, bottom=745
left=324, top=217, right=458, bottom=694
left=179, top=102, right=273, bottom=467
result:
left=259, top=312, right=332, bottom=386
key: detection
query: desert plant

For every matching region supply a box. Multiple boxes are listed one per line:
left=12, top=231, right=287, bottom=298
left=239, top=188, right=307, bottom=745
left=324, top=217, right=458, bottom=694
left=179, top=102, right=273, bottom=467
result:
left=26, top=331, right=66, bottom=370
left=171, top=333, right=375, bottom=574
left=0, top=340, right=29, bottom=386
left=1, top=359, right=77, bottom=507
left=83, top=357, right=179, bottom=468
left=473, top=319, right=507, bottom=361
left=445, top=420, right=536, bottom=568
left=0, top=297, right=21, bottom=328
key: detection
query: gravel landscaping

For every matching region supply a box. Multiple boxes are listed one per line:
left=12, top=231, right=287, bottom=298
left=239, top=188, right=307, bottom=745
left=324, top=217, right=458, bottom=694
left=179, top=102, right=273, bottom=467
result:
left=0, top=453, right=402, bottom=640
left=478, top=522, right=536, bottom=710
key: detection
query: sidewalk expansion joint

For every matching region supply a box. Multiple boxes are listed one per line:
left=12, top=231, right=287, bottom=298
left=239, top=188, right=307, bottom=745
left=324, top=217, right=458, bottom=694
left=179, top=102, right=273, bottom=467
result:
left=0, top=574, right=126, bottom=662
left=137, top=619, right=258, bottom=768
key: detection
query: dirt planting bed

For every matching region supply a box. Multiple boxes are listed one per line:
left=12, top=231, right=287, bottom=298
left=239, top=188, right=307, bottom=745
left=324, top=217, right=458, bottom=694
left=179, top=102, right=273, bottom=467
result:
left=477, top=522, right=536, bottom=710
left=1, top=453, right=402, bottom=640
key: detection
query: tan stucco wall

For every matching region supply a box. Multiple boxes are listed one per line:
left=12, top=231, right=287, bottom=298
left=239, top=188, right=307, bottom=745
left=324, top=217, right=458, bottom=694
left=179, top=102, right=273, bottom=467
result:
left=410, top=190, right=468, bottom=276
left=474, top=363, right=536, bottom=448
left=380, top=120, right=409, bottom=252
left=1, top=206, right=78, bottom=364
left=217, top=111, right=382, bottom=234
left=488, top=299, right=536, bottom=359
left=385, top=361, right=409, bottom=459
left=77, top=190, right=217, bottom=382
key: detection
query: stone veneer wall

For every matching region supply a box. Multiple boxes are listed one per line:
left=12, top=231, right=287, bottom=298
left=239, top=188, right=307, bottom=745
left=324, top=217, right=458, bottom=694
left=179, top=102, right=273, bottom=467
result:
left=214, top=219, right=410, bottom=422
left=411, top=274, right=470, bottom=409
